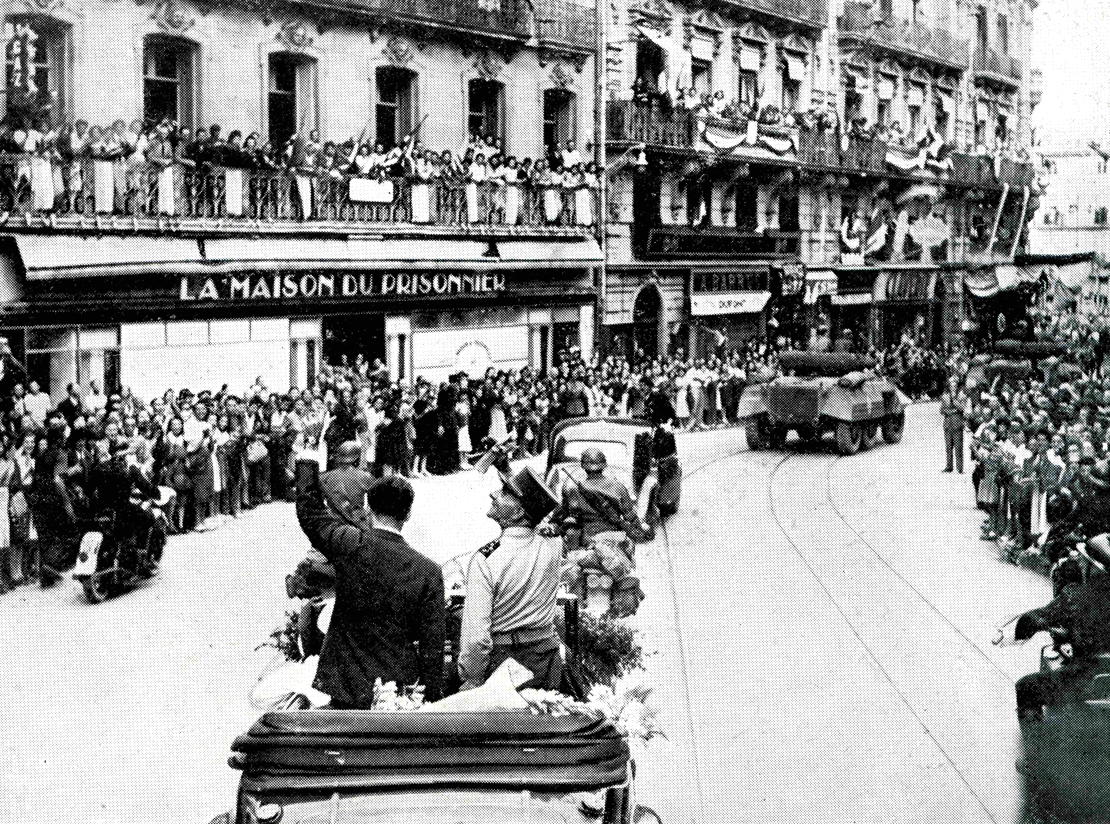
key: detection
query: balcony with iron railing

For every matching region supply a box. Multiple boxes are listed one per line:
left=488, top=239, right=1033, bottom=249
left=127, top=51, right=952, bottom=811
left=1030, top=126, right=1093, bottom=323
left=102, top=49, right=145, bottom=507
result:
left=839, top=2, right=968, bottom=69
left=0, top=156, right=598, bottom=236
left=608, top=100, right=1035, bottom=190
left=307, top=0, right=532, bottom=39
left=973, top=47, right=1023, bottom=86
left=535, top=0, right=596, bottom=51
left=717, top=0, right=827, bottom=28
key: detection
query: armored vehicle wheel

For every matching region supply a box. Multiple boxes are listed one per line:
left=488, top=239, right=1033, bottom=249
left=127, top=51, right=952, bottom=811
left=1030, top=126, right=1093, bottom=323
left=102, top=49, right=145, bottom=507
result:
left=745, top=417, right=767, bottom=450
left=881, top=412, right=905, bottom=444
left=861, top=422, right=880, bottom=450
left=835, top=421, right=861, bottom=455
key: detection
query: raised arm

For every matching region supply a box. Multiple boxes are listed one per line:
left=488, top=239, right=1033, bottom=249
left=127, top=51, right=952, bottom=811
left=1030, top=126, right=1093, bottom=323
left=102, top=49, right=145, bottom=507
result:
left=294, top=457, right=361, bottom=564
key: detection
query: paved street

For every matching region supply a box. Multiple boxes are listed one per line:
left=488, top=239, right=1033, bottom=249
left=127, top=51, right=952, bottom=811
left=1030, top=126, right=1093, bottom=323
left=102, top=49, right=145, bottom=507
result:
left=0, top=404, right=1052, bottom=824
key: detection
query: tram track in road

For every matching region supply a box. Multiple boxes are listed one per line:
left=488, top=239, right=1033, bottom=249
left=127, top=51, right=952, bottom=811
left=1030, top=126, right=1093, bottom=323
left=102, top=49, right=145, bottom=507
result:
left=823, top=453, right=1015, bottom=686
left=652, top=435, right=755, bottom=824
left=767, top=451, right=1002, bottom=824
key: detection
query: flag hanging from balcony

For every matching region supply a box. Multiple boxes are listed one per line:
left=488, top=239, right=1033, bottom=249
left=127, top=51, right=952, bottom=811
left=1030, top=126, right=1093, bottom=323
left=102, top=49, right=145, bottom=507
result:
left=5, top=21, right=38, bottom=95
left=697, top=119, right=797, bottom=158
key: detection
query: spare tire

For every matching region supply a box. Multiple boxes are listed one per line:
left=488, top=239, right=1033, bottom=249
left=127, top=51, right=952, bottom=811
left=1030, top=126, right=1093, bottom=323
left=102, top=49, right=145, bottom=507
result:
left=778, top=351, right=877, bottom=377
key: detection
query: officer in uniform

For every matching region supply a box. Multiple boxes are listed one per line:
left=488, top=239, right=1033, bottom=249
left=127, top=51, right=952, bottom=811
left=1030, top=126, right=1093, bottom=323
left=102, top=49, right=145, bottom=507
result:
left=940, top=377, right=967, bottom=473
left=457, top=466, right=564, bottom=692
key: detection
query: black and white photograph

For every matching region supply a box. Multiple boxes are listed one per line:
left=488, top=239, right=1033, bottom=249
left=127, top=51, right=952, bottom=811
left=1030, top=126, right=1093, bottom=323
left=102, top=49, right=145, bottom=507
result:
left=0, top=0, right=1104, bottom=821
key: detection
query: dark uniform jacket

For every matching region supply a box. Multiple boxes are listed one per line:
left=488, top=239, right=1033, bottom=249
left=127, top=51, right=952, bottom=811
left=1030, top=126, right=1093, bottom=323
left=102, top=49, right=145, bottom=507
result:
left=295, top=460, right=446, bottom=706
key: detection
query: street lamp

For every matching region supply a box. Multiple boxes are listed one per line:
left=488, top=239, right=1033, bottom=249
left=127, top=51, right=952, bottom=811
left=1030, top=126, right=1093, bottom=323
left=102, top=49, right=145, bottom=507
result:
left=606, top=142, right=647, bottom=174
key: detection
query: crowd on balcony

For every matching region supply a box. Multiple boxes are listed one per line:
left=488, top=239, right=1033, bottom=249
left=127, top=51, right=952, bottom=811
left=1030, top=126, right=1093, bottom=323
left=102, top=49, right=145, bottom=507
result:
left=0, top=115, right=600, bottom=226
left=627, top=77, right=1034, bottom=173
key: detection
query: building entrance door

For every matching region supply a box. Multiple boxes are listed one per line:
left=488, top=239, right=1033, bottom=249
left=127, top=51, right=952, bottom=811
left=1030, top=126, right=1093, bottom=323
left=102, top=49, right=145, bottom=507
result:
left=322, top=314, right=386, bottom=370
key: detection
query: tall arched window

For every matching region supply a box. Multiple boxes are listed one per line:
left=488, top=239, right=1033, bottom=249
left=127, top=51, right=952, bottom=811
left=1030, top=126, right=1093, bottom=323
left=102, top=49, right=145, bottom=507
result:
left=543, top=88, right=574, bottom=156
left=268, top=52, right=317, bottom=147
left=468, top=78, right=503, bottom=141
left=143, top=35, right=196, bottom=129
left=4, top=14, right=70, bottom=122
left=375, top=66, right=416, bottom=149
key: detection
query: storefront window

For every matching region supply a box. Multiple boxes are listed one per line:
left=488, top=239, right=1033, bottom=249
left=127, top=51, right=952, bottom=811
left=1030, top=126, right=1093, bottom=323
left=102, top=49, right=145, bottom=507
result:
left=24, top=326, right=120, bottom=402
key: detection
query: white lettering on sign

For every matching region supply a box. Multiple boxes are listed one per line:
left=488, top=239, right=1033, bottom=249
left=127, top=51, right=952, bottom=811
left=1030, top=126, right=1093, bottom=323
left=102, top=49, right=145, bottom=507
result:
left=178, top=272, right=506, bottom=301
left=690, top=291, right=771, bottom=316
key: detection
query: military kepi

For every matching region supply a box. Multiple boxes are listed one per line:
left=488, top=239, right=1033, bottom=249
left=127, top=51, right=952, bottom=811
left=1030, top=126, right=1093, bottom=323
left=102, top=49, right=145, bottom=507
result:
left=501, top=466, right=559, bottom=527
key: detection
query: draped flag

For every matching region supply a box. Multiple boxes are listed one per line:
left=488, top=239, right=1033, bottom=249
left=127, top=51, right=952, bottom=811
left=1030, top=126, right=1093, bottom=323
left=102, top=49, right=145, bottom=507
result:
left=697, top=118, right=798, bottom=157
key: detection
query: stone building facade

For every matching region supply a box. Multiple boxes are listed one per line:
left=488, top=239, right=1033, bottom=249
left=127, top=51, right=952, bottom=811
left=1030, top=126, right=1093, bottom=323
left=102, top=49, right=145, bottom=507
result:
left=0, top=0, right=602, bottom=399
left=602, top=0, right=1039, bottom=358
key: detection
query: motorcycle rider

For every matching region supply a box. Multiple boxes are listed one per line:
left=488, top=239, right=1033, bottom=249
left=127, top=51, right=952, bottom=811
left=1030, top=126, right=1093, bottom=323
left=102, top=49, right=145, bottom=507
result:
left=1012, top=535, right=1110, bottom=722
left=89, top=440, right=162, bottom=570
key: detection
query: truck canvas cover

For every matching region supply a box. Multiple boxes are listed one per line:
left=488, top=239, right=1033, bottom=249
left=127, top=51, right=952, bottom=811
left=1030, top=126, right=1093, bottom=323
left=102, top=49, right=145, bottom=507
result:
left=230, top=710, right=630, bottom=792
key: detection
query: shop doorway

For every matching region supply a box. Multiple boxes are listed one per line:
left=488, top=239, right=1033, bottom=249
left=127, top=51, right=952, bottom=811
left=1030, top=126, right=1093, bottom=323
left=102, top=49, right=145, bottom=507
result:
left=633, top=285, right=663, bottom=361
left=322, top=314, right=386, bottom=370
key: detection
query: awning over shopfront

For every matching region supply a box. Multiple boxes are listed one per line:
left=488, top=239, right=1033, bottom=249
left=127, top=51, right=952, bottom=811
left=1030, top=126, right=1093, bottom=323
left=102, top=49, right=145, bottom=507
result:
left=5, top=234, right=602, bottom=280
left=9, top=235, right=202, bottom=280
left=874, top=268, right=938, bottom=302
left=964, top=263, right=1044, bottom=298
left=831, top=292, right=872, bottom=306
left=691, top=290, right=771, bottom=316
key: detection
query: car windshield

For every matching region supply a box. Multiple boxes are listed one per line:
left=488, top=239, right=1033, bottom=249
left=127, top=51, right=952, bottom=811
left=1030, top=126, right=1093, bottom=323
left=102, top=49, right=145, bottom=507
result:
left=271, top=788, right=612, bottom=823
left=558, top=439, right=630, bottom=468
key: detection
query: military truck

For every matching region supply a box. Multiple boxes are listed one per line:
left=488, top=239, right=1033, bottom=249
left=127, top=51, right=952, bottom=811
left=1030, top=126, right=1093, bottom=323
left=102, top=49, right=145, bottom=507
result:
left=737, top=351, right=909, bottom=455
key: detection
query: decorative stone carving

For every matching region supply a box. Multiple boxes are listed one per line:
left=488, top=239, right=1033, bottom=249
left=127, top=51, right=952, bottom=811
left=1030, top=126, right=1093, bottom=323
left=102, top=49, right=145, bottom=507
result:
left=151, top=0, right=195, bottom=33
left=473, top=49, right=504, bottom=80
left=23, top=0, right=62, bottom=14
left=628, top=0, right=671, bottom=34
left=550, top=61, right=573, bottom=88
left=538, top=46, right=588, bottom=73
left=277, top=20, right=313, bottom=52
left=385, top=34, right=413, bottom=65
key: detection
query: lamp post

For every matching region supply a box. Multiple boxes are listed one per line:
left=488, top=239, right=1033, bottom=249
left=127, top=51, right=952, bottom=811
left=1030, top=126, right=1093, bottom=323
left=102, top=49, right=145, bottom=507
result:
left=594, top=0, right=607, bottom=362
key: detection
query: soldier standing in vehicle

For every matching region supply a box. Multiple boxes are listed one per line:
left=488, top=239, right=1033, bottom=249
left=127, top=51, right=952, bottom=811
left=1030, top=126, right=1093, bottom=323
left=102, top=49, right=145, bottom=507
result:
left=458, top=467, right=564, bottom=692
left=559, top=447, right=649, bottom=542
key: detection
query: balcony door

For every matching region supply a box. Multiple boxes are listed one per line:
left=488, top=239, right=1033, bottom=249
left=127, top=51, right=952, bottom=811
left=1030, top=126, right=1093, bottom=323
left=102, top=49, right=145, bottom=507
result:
left=268, top=52, right=316, bottom=147
left=636, top=37, right=666, bottom=94
left=468, top=78, right=503, bottom=142
left=375, top=66, right=416, bottom=149
left=143, top=35, right=195, bottom=129
left=543, top=88, right=574, bottom=156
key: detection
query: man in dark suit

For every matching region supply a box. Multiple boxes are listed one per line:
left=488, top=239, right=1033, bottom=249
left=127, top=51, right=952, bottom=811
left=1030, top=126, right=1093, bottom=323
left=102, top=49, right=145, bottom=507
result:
left=296, top=458, right=445, bottom=707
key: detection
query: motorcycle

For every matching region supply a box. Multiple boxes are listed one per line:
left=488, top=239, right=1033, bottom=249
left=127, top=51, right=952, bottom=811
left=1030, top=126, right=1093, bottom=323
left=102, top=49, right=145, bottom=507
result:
left=72, top=486, right=172, bottom=603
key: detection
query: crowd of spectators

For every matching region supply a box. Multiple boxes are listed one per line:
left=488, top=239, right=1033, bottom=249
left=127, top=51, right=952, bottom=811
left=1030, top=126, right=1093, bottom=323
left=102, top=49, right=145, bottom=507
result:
left=947, top=312, right=1110, bottom=575
left=0, top=114, right=600, bottom=223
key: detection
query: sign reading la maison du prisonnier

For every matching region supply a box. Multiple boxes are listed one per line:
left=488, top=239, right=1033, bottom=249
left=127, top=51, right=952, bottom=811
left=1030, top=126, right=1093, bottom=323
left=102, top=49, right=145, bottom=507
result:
left=178, top=272, right=508, bottom=302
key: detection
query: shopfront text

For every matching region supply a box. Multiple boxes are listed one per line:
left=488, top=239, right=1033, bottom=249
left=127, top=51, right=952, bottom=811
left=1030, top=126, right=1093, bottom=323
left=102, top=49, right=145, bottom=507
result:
left=179, top=272, right=507, bottom=302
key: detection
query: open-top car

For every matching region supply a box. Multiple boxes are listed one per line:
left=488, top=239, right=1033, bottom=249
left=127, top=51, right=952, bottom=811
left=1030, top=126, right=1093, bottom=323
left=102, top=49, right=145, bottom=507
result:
left=545, top=417, right=680, bottom=531
left=210, top=708, right=659, bottom=824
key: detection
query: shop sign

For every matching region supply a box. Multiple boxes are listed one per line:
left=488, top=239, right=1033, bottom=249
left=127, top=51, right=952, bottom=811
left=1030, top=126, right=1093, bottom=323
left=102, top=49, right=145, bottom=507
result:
left=691, top=290, right=771, bottom=316
left=178, top=272, right=507, bottom=302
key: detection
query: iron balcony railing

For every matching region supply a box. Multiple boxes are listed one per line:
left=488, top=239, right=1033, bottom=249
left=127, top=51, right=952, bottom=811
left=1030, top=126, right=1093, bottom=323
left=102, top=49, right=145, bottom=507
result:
left=0, top=155, right=599, bottom=232
left=718, top=0, right=827, bottom=28
left=309, top=0, right=531, bottom=38
left=608, top=100, right=1034, bottom=190
left=840, top=2, right=968, bottom=68
left=535, top=0, right=596, bottom=50
left=973, top=48, right=1023, bottom=83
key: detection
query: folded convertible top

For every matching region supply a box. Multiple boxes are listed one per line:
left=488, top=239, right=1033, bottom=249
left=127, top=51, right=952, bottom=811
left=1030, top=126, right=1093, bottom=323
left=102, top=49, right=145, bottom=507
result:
left=231, top=710, right=630, bottom=791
